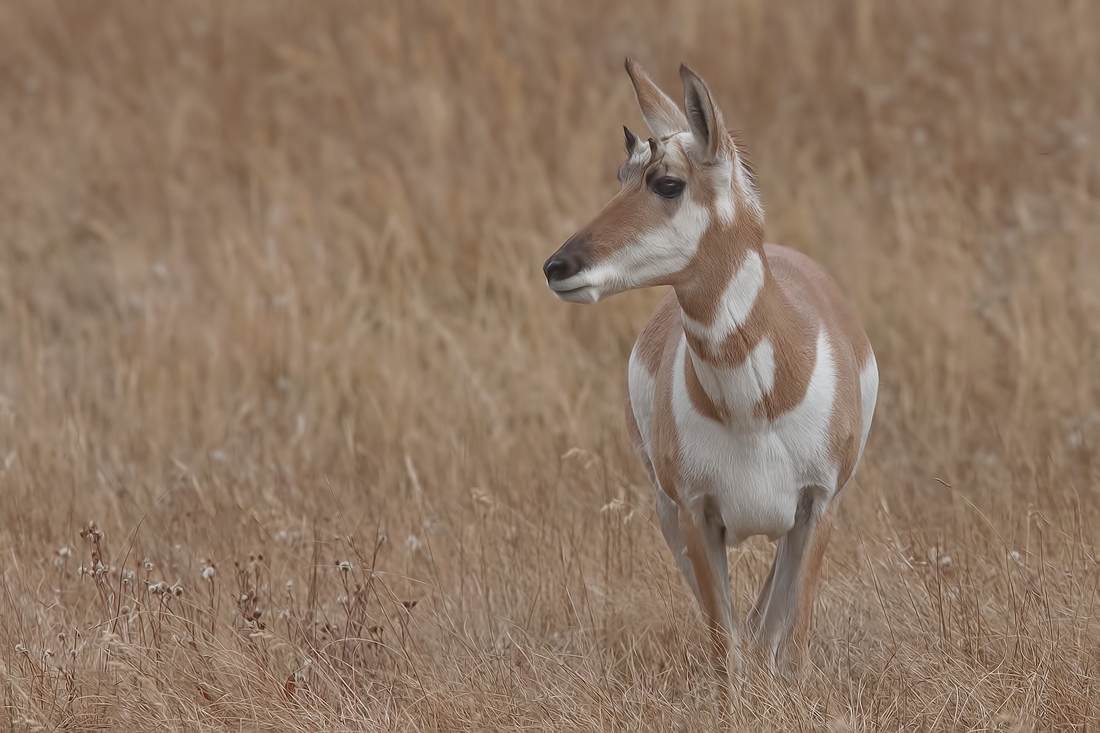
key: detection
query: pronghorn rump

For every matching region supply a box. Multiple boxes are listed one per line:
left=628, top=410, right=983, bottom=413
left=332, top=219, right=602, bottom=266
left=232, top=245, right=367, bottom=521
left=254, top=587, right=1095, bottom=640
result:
left=545, top=60, right=878, bottom=672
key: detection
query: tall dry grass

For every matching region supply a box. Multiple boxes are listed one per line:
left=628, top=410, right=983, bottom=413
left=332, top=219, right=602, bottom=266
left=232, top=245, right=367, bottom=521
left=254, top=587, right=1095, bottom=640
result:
left=1, top=1, right=1099, bottom=730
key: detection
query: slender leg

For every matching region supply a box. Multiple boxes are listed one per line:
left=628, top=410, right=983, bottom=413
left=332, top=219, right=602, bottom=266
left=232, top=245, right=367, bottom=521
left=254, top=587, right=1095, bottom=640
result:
left=747, top=552, right=777, bottom=641
left=753, top=488, right=836, bottom=672
left=653, top=485, right=700, bottom=595
left=628, top=406, right=718, bottom=654
left=679, top=504, right=738, bottom=675
left=786, top=513, right=834, bottom=666
left=627, top=396, right=703, bottom=600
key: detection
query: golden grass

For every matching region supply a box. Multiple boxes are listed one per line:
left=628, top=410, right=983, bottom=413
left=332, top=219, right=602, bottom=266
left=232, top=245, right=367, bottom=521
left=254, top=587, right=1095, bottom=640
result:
left=1, top=1, right=1099, bottom=730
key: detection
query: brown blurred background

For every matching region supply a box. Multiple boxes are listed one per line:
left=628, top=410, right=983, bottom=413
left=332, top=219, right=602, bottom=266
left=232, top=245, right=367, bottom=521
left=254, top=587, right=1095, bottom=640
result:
left=1, top=2, right=1098, bottom=729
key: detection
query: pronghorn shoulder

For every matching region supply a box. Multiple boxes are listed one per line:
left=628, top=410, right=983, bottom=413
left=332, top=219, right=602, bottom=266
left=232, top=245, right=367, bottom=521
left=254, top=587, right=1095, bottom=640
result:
left=764, top=244, right=872, bottom=486
left=764, top=243, right=871, bottom=368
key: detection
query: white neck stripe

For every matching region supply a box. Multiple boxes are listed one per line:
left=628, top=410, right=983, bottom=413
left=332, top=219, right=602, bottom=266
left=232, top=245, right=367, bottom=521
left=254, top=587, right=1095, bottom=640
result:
left=681, top=248, right=766, bottom=343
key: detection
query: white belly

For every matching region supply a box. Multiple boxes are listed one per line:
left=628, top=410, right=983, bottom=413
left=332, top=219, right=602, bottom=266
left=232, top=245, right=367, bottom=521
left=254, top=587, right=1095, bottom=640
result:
left=629, top=329, right=843, bottom=546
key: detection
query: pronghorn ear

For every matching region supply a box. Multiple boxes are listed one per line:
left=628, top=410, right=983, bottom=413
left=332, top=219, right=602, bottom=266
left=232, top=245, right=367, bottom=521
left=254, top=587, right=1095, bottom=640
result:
left=679, top=64, right=725, bottom=163
left=625, top=58, right=689, bottom=138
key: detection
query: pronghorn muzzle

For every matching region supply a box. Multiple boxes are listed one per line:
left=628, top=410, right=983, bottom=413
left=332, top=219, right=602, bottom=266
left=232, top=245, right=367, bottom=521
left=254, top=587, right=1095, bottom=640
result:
left=543, top=233, right=591, bottom=289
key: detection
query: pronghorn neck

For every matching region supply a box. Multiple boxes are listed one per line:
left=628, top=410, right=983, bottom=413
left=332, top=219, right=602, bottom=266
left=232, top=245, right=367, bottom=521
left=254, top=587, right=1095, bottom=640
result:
left=672, top=152, right=771, bottom=353
left=674, top=225, right=779, bottom=360
left=673, top=230, right=799, bottom=422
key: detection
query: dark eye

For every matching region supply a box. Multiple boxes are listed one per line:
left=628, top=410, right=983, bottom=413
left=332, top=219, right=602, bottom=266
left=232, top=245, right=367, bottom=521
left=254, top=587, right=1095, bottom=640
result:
left=652, top=177, right=685, bottom=199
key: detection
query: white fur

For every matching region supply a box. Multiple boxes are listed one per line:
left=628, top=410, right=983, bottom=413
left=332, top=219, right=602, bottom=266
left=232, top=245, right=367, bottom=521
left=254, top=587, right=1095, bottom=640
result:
left=629, top=340, right=707, bottom=599
left=627, top=348, right=657, bottom=454
left=857, top=352, right=879, bottom=465
left=676, top=132, right=738, bottom=227
left=687, top=336, right=775, bottom=421
left=681, top=248, right=766, bottom=343
left=712, top=156, right=737, bottom=225
left=637, top=328, right=838, bottom=546
left=620, top=139, right=653, bottom=182
left=549, top=198, right=710, bottom=302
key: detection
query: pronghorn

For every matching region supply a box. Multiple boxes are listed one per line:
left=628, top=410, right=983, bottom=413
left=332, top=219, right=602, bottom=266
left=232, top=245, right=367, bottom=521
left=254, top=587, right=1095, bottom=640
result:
left=543, top=60, right=878, bottom=674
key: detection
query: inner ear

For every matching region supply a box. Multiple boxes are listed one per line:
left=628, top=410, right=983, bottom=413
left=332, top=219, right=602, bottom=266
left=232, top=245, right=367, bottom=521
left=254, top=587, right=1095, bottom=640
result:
left=679, top=64, right=722, bottom=162
left=685, top=95, right=710, bottom=146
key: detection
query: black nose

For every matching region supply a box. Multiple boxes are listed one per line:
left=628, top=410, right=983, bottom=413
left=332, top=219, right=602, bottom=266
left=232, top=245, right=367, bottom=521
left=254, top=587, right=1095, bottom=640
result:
left=543, top=236, right=588, bottom=282
left=543, top=257, right=577, bottom=282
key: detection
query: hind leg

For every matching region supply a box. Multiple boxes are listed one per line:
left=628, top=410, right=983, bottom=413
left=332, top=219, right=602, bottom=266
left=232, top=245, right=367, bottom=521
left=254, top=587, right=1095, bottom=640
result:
left=747, top=552, right=777, bottom=640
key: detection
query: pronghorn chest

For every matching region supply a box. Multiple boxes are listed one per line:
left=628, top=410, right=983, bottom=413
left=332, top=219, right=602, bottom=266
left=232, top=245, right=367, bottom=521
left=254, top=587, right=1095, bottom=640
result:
left=629, top=328, right=840, bottom=546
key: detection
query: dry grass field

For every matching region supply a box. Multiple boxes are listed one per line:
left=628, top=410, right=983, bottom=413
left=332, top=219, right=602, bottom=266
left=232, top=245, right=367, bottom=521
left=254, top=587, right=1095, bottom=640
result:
left=1, top=1, right=1099, bottom=730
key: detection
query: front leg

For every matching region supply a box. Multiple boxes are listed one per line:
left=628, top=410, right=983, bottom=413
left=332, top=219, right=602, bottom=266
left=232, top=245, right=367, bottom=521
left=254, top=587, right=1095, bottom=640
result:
left=654, top=485, right=701, bottom=599
left=678, top=501, right=739, bottom=676
left=750, top=487, right=836, bottom=673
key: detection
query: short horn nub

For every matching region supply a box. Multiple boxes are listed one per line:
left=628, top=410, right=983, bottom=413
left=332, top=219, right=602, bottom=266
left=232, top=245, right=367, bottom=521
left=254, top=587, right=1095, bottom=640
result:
left=624, top=126, right=637, bottom=153
left=646, top=137, right=665, bottom=165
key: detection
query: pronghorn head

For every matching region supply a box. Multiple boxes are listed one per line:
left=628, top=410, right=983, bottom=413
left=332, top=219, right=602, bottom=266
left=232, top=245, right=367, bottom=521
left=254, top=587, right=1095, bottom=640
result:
left=544, top=60, right=763, bottom=304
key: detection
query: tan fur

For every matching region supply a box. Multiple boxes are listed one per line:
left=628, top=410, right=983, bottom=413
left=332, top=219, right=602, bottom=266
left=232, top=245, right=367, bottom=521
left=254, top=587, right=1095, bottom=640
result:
left=624, top=58, right=689, bottom=136
left=787, top=505, right=836, bottom=661
left=648, top=304, right=688, bottom=506
left=633, top=290, right=680, bottom=376
left=681, top=516, right=732, bottom=668
left=766, top=245, right=872, bottom=486
left=580, top=186, right=672, bottom=269
left=746, top=501, right=836, bottom=673
left=684, top=348, right=727, bottom=423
